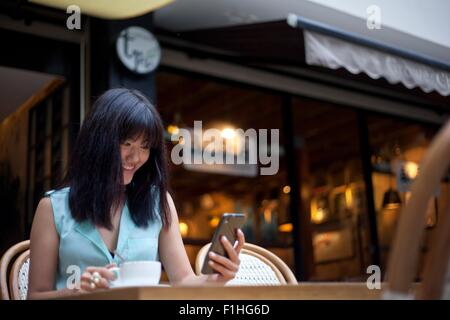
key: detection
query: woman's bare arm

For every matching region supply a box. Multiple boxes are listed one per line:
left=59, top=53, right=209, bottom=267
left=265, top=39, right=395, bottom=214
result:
left=27, top=197, right=77, bottom=299
left=158, top=193, right=244, bottom=286
left=158, top=193, right=197, bottom=284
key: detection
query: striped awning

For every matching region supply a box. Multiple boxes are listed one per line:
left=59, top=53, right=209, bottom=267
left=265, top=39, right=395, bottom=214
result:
left=288, top=14, right=450, bottom=96
left=304, top=30, right=450, bottom=96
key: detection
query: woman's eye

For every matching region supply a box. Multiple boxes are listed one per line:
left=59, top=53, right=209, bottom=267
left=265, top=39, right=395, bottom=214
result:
left=122, top=142, right=131, bottom=146
left=141, top=145, right=150, bottom=150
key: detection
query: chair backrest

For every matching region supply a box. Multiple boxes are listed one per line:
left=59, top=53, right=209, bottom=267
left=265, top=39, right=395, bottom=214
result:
left=195, top=242, right=297, bottom=285
left=384, top=120, right=450, bottom=299
left=0, top=240, right=30, bottom=300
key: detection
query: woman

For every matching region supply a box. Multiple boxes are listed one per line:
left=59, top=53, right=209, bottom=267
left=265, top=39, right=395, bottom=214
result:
left=28, top=88, right=245, bottom=299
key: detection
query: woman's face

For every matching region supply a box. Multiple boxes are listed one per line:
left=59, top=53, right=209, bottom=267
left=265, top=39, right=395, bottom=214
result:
left=120, top=134, right=150, bottom=185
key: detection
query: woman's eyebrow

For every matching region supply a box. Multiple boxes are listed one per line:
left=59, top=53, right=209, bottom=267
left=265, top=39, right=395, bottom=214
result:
left=128, top=136, right=146, bottom=142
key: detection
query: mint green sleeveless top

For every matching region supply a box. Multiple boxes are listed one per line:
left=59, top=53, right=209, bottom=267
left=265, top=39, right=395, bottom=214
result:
left=45, top=187, right=162, bottom=290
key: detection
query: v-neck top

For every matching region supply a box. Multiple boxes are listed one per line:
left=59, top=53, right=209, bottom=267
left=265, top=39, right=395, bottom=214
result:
left=45, top=187, right=162, bottom=290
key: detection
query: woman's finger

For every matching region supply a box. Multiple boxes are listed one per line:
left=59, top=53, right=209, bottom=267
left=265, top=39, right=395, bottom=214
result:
left=221, top=236, right=239, bottom=263
left=234, top=229, right=245, bottom=254
left=208, top=251, right=239, bottom=272
left=85, top=266, right=115, bottom=281
left=96, top=277, right=110, bottom=289
left=80, top=281, right=93, bottom=292
left=80, top=267, right=114, bottom=291
left=80, top=273, right=103, bottom=291
left=80, top=272, right=95, bottom=292
left=208, top=260, right=235, bottom=280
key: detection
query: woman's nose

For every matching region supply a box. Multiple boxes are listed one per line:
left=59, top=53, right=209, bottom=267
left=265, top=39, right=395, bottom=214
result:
left=127, top=147, right=141, bottom=163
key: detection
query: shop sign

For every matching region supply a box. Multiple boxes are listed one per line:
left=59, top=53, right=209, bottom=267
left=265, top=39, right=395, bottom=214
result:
left=116, top=26, right=161, bottom=74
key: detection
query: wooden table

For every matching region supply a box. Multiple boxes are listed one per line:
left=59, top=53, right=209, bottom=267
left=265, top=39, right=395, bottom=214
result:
left=66, top=282, right=385, bottom=300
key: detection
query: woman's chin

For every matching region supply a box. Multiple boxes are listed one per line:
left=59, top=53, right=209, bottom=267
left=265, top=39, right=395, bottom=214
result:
left=123, top=175, right=134, bottom=185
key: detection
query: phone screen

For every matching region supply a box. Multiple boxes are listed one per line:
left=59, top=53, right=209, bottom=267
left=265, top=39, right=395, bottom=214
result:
left=201, top=213, right=245, bottom=274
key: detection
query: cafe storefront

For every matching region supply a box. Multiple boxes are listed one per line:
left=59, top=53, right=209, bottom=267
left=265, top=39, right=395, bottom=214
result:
left=152, top=6, right=450, bottom=281
left=154, top=62, right=444, bottom=282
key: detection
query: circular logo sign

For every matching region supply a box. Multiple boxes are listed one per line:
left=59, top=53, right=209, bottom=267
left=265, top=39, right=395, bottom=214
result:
left=116, top=26, right=161, bottom=74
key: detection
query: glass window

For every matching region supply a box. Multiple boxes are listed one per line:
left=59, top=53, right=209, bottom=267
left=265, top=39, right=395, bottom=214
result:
left=292, top=98, right=370, bottom=281
left=367, top=114, right=439, bottom=277
left=156, top=71, right=294, bottom=269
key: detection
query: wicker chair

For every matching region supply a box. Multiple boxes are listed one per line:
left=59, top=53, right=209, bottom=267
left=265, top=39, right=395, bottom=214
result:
left=195, top=242, right=297, bottom=285
left=384, top=120, right=450, bottom=299
left=0, top=240, right=30, bottom=300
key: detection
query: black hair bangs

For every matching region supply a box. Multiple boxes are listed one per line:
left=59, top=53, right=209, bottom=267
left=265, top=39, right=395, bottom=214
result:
left=118, top=96, right=163, bottom=150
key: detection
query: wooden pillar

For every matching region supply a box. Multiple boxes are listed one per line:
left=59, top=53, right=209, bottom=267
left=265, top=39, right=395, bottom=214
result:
left=357, top=112, right=381, bottom=268
left=282, top=96, right=314, bottom=280
left=89, top=13, right=157, bottom=103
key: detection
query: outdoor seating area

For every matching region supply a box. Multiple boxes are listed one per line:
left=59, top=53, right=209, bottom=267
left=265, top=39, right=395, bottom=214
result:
left=1, top=0, right=450, bottom=310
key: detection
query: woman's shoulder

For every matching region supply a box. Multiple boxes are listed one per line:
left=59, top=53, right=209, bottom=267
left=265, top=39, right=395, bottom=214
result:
left=43, top=187, right=72, bottom=233
left=45, top=186, right=70, bottom=198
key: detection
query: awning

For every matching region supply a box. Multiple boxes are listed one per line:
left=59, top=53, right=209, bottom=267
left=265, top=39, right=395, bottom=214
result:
left=30, top=0, right=175, bottom=19
left=154, top=10, right=450, bottom=113
left=288, top=14, right=450, bottom=96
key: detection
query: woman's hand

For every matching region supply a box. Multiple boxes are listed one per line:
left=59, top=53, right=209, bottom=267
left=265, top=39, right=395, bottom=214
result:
left=80, top=263, right=117, bottom=292
left=206, top=229, right=245, bottom=283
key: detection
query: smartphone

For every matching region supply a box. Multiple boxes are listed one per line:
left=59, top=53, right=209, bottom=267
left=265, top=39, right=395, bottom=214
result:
left=201, top=213, right=245, bottom=274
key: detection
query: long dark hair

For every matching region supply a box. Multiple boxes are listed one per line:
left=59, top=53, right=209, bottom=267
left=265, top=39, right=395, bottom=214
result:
left=64, top=88, right=171, bottom=229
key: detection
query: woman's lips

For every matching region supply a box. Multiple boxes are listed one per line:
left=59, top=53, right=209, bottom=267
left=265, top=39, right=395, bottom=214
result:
left=123, top=166, right=136, bottom=171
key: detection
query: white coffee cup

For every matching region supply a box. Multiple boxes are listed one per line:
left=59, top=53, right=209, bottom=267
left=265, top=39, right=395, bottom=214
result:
left=109, top=261, right=161, bottom=288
